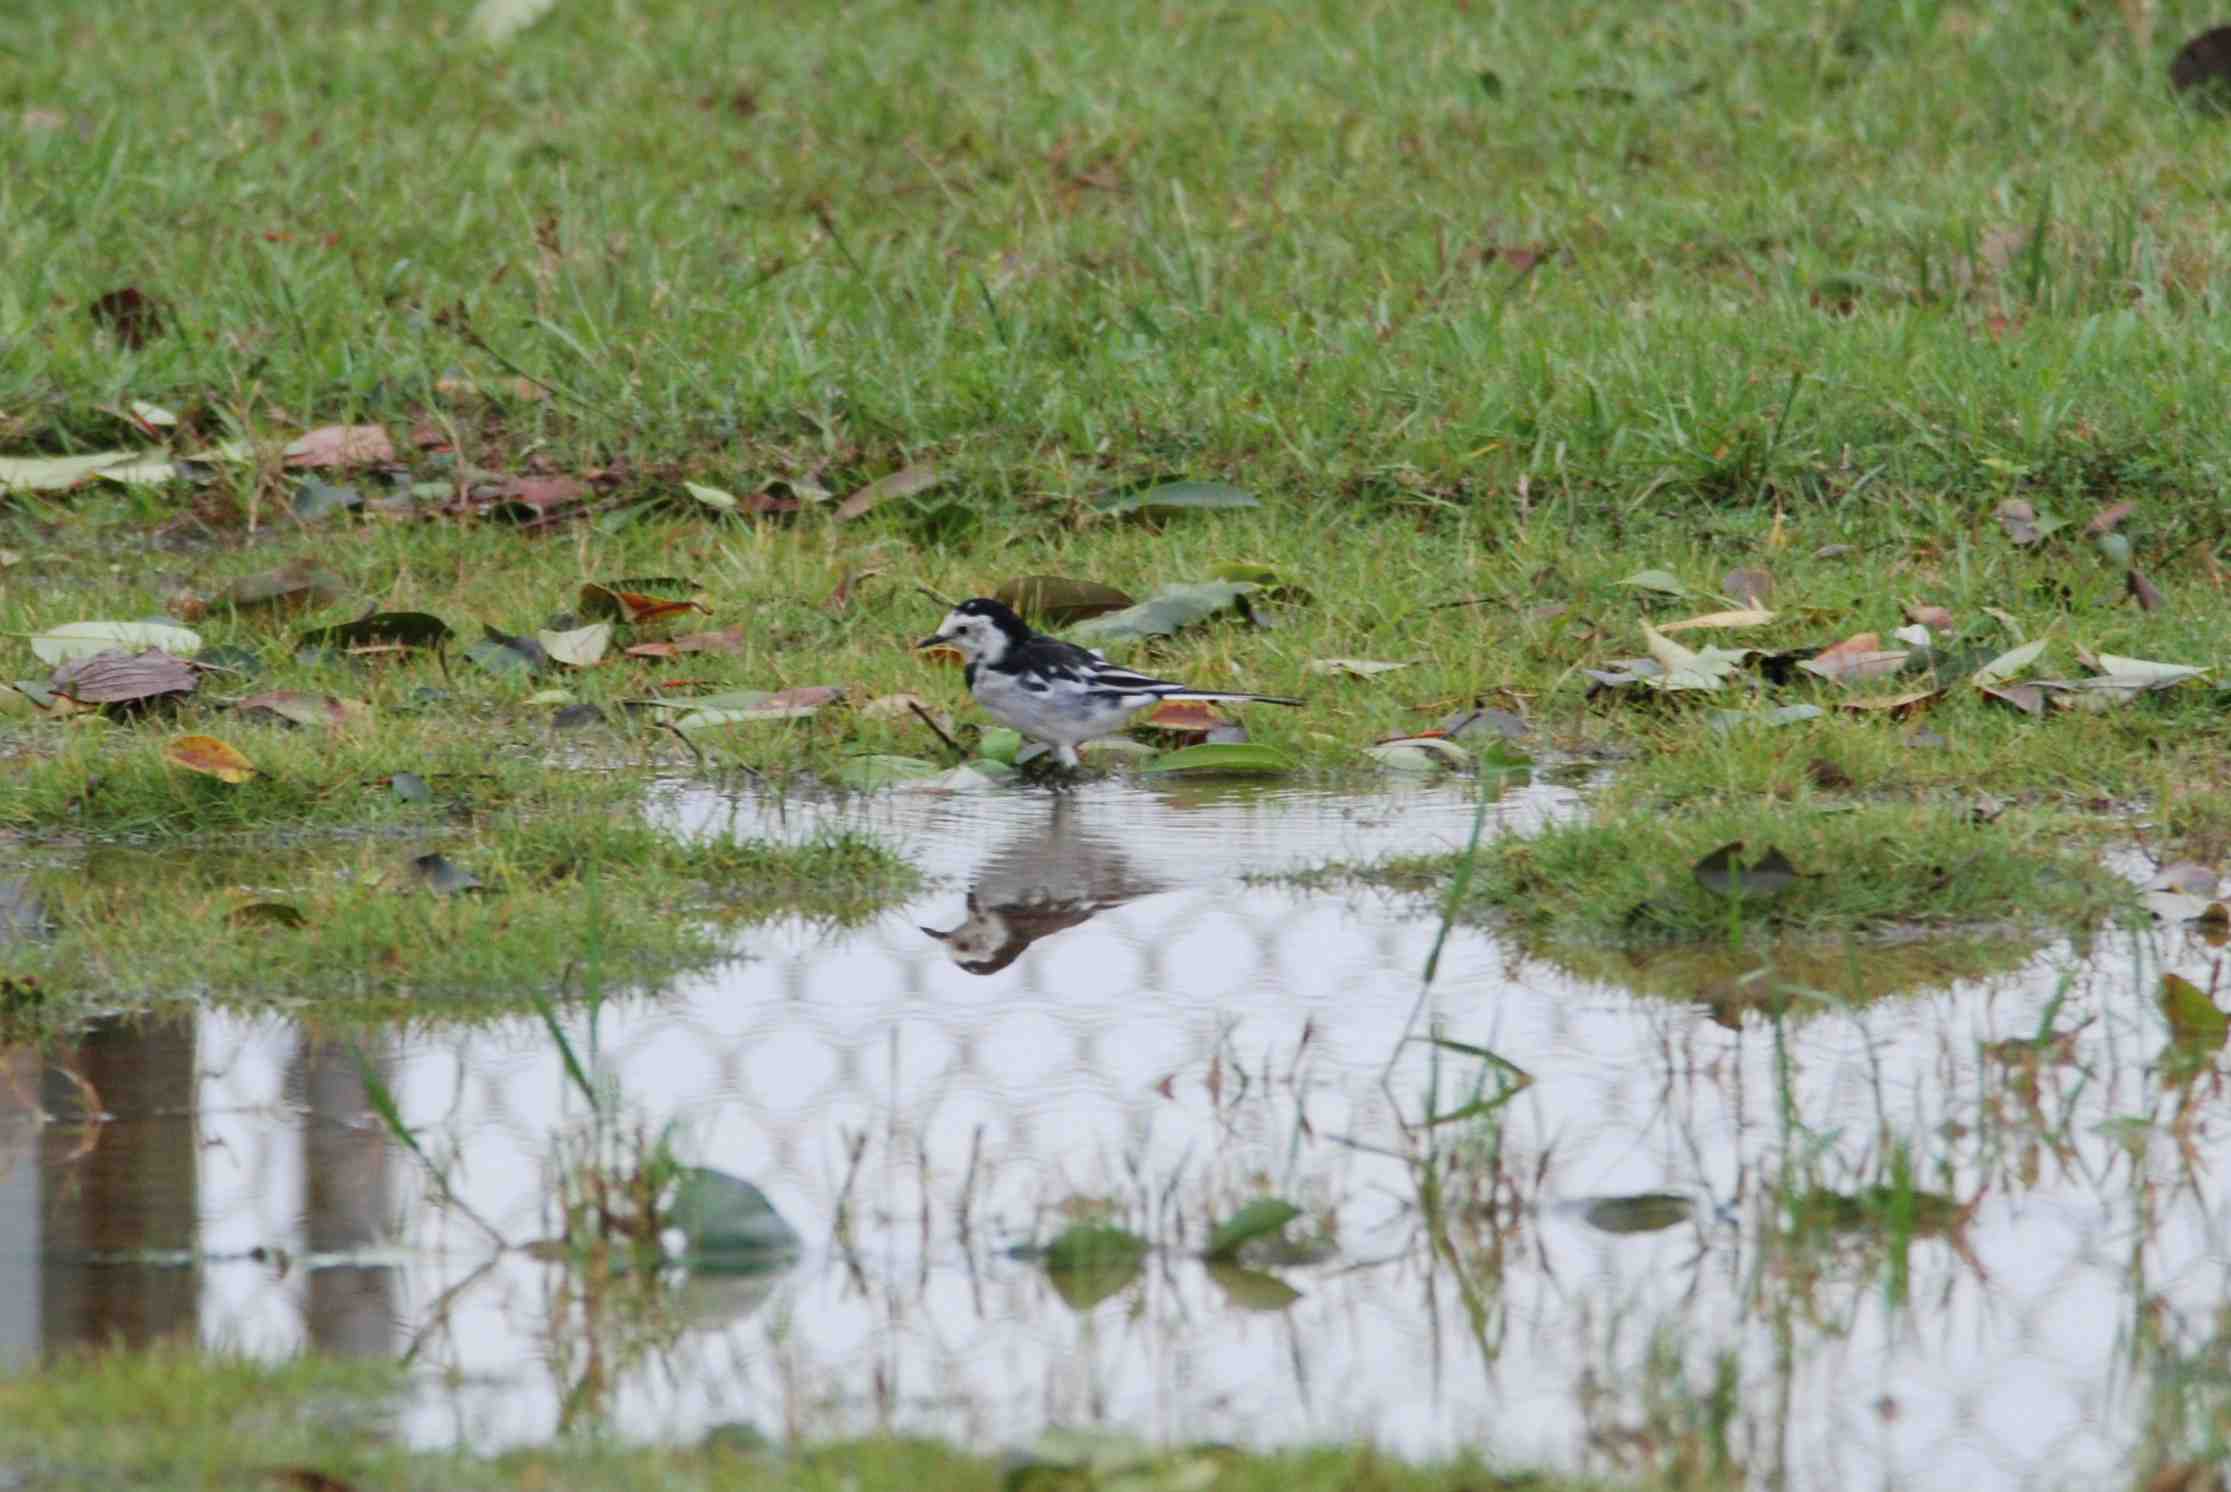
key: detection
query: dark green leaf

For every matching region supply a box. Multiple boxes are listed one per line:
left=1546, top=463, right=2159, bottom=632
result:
left=993, top=576, right=1136, bottom=625
left=1142, top=742, right=1292, bottom=776
left=297, top=611, right=453, bottom=653
left=670, top=1168, right=802, bottom=1266
left=1581, top=1193, right=1695, bottom=1235
left=1066, top=581, right=1259, bottom=644
left=1692, top=842, right=1798, bottom=901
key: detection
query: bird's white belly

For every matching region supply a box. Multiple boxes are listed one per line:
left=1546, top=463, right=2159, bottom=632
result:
left=971, top=669, right=1152, bottom=747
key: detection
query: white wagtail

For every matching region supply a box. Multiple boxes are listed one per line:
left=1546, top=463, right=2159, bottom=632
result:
left=916, top=597, right=1302, bottom=769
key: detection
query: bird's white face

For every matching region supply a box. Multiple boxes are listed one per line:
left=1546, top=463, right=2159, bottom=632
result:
left=921, top=607, right=1011, bottom=665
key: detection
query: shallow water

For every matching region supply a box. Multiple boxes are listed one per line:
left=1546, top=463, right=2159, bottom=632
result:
left=4, top=774, right=2228, bottom=1490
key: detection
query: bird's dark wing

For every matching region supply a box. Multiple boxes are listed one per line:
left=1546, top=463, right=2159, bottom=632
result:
left=1004, top=635, right=1173, bottom=691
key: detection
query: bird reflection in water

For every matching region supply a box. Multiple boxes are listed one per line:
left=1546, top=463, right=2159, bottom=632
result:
left=919, top=798, right=1165, bottom=975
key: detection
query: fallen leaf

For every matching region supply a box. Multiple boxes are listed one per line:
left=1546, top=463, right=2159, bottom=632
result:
left=31, top=619, right=203, bottom=665
left=297, top=612, right=453, bottom=654
left=52, top=648, right=199, bottom=707
left=2162, top=972, right=2228, bottom=1048
left=1657, top=606, right=1774, bottom=633
left=1091, top=480, right=1258, bottom=517
left=537, top=621, right=612, bottom=667
left=1142, top=742, right=1293, bottom=775
left=283, top=425, right=396, bottom=469
left=1306, top=657, right=1411, bottom=677
left=579, top=582, right=709, bottom=625
left=0, top=452, right=164, bottom=495
left=1692, top=842, right=1798, bottom=901
left=1619, top=568, right=1688, bottom=598
left=1995, top=499, right=2066, bottom=546
left=1979, top=683, right=2045, bottom=716
left=163, top=734, right=257, bottom=783
left=2086, top=499, right=2136, bottom=534
left=835, top=462, right=941, bottom=521
left=1839, top=688, right=1942, bottom=717
left=1139, top=699, right=1233, bottom=732
left=1066, top=582, right=1259, bottom=644
left=1364, top=736, right=1471, bottom=772
left=992, top=576, right=1136, bottom=625
left=1972, top=638, right=2048, bottom=688
left=89, top=287, right=163, bottom=347
left=409, top=852, right=483, bottom=895
left=236, top=691, right=368, bottom=730
left=1902, top=601, right=1955, bottom=629
left=221, top=564, right=344, bottom=615
left=1640, top=622, right=1748, bottom=691
left=623, top=626, right=746, bottom=658
left=2126, top=569, right=2166, bottom=612
left=1800, top=633, right=1909, bottom=683
left=471, top=0, right=558, bottom=43
left=1722, top=567, right=1774, bottom=606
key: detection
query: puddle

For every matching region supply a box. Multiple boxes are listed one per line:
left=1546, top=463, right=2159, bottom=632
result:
left=4, top=775, right=2228, bottom=1490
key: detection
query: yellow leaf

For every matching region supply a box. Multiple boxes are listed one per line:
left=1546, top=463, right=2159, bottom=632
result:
left=1657, top=606, right=1776, bottom=633
left=163, top=734, right=257, bottom=784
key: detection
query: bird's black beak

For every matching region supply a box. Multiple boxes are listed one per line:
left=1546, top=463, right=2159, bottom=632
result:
left=919, top=924, right=954, bottom=942
left=915, top=630, right=950, bottom=650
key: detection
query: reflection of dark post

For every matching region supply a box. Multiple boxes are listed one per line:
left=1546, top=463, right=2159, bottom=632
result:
left=40, top=1018, right=198, bottom=1346
left=0, top=1043, right=43, bottom=1369
left=296, top=1035, right=398, bottom=1358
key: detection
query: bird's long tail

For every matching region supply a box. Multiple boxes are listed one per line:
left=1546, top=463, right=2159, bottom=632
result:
left=1161, top=690, right=1304, bottom=707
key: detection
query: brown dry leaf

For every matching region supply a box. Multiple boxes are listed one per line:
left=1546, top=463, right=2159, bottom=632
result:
left=580, top=585, right=710, bottom=626
left=1657, top=606, right=1774, bottom=634
left=471, top=474, right=591, bottom=520
left=1800, top=633, right=1910, bottom=683
left=824, top=567, right=884, bottom=612
left=835, top=462, right=941, bottom=522
left=1838, top=688, right=1942, bottom=718
left=2127, top=568, right=2166, bottom=613
left=236, top=690, right=369, bottom=730
left=1139, top=700, right=1233, bottom=732
left=1902, top=601, right=1956, bottom=629
left=223, top=563, right=345, bottom=615
left=89, top=286, right=163, bottom=347
left=623, top=625, right=746, bottom=658
left=51, top=648, right=199, bottom=706
left=283, top=425, right=396, bottom=469
left=1996, top=499, right=2042, bottom=545
left=1722, top=567, right=1774, bottom=606
left=163, top=733, right=257, bottom=783
left=917, top=644, right=964, bottom=668
left=2086, top=499, right=2136, bottom=534
left=861, top=692, right=948, bottom=729
left=1979, top=683, right=2045, bottom=717
left=764, top=685, right=845, bottom=710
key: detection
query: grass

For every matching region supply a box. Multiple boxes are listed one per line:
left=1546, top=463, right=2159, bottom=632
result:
left=0, top=1346, right=1665, bottom=1492
left=0, top=821, right=916, bottom=1030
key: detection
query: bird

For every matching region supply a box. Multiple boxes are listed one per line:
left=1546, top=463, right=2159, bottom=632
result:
left=915, top=596, right=1301, bottom=769
left=919, top=798, right=1165, bottom=974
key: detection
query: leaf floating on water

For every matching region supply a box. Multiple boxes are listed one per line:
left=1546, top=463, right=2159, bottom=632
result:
left=835, top=754, right=947, bottom=790
left=163, top=734, right=257, bottom=784
left=1203, top=1198, right=1301, bottom=1262
left=1142, top=742, right=1292, bottom=776
left=1692, top=842, right=1798, bottom=902
left=1206, top=1262, right=1304, bottom=1312
left=1364, top=736, right=1470, bottom=772
left=31, top=619, right=203, bottom=666
left=1580, top=1193, right=1696, bottom=1235
left=2161, top=972, right=2229, bottom=1048
left=993, top=576, right=1136, bottom=625
left=669, top=1168, right=802, bottom=1265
